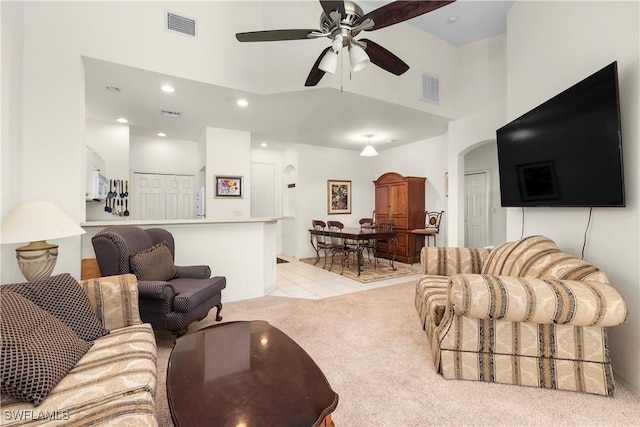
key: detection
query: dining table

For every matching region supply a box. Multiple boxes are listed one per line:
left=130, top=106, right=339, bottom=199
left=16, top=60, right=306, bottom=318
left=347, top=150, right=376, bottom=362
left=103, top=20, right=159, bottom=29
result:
left=309, top=226, right=398, bottom=276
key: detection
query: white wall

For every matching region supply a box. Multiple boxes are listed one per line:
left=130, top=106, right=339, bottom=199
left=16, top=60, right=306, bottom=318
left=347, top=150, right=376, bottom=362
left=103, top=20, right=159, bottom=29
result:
left=295, top=144, right=371, bottom=259
left=205, top=127, right=251, bottom=220
left=1, top=2, right=25, bottom=282
left=506, top=0, right=639, bottom=394
left=130, top=135, right=198, bottom=175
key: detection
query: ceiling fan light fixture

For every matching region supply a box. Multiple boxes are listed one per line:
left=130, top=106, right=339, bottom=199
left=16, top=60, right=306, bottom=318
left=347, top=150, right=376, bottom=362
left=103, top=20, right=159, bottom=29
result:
left=319, top=49, right=338, bottom=75
left=331, top=35, right=344, bottom=52
left=349, top=43, right=370, bottom=72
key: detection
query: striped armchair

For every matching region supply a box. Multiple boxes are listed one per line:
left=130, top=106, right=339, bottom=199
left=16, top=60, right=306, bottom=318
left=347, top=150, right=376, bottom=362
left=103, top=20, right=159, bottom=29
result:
left=415, top=236, right=627, bottom=395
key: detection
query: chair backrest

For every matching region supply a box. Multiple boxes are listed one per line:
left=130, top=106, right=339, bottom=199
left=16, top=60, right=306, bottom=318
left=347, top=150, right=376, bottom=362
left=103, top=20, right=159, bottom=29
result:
left=359, top=218, right=375, bottom=229
left=424, top=211, right=444, bottom=231
left=326, top=221, right=345, bottom=246
left=376, top=219, right=394, bottom=231
left=312, top=220, right=328, bottom=245
left=92, top=225, right=175, bottom=277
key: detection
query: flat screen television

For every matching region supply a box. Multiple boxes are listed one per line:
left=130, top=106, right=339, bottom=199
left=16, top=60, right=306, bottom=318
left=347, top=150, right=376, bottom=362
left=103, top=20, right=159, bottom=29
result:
left=496, top=61, right=625, bottom=207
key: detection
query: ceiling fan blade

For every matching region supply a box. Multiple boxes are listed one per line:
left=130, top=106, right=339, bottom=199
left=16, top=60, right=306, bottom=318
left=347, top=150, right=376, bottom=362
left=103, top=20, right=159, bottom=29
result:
left=319, top=1, right=346, bottom=18
left=361, top=39, right=409, bottom=76
left=305, top=47, right=331, bottom=87
left=360, top=0, right=456, bottom=31
left=236, top=29, right=319, bottom=42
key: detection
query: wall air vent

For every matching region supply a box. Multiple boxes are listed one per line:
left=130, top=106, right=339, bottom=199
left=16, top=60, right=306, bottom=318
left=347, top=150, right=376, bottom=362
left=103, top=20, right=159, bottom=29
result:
left=420, top=72, right=440, bottom=105
left=160, top=109, right=182, bottom=118
left=166, top=11, right=197, bottom=38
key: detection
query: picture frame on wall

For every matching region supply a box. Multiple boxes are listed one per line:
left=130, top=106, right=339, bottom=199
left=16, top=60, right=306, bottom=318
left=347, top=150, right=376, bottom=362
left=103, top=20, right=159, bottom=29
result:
left=215, top=176, right=243, bottom=198
left=327, top=179, right=352, bottom=214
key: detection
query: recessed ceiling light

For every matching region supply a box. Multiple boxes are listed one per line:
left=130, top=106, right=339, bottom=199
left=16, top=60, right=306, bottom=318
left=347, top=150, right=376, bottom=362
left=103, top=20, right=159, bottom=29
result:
left=161, top=85, right=175, bottom=93
left=236, top=98, right=249, bottom=107
left=260, top=142, right=268, bottom=147
left=447, top=16, right=458, bottom=24
left=116, top=117, right=128, bottom=123
left=157, top=132, right=167, bottom=137
left=106, top=86, right=120, bottom=92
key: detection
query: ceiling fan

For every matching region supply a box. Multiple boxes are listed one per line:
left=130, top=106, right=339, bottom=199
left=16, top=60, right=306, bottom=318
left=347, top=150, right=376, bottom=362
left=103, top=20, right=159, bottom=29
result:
left=235, top=0, right=455, bottom=87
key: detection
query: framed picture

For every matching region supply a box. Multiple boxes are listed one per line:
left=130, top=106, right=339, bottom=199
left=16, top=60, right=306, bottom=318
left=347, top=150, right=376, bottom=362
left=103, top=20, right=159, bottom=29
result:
left=327, top=179, right=352, bottom=214
left=215, top=175, right=243, bottom=198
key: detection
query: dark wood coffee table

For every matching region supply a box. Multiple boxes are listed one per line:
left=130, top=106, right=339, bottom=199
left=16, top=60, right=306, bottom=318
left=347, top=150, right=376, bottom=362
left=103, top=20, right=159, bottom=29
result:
left=167, top=320, right=339, bottom=427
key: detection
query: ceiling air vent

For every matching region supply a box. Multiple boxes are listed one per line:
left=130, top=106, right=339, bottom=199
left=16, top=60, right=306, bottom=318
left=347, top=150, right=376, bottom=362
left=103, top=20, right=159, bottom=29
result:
left=420, top=72, right=440, bottom=105
left=160, top=109, right=182, bottom=118
left=166, top=11, right=197, bottom=38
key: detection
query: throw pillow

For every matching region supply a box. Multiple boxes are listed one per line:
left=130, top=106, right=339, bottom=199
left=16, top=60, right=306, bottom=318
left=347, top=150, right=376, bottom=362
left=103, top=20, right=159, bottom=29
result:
left=0, top=291, right=92, bottom=405
left=3, top=273, right=108, bottom=341
left=129, top=240, right=178, bottom=282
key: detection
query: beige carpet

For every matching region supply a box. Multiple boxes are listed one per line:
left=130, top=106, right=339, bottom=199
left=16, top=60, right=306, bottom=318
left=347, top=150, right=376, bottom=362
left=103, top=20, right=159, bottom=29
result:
left=154, top=282, right=640, bottom=426
left=298, top=256, right=421, bottom=283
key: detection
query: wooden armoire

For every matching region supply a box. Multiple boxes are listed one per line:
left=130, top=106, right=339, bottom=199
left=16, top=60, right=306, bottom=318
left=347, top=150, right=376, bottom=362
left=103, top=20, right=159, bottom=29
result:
left=373, top=172, right=426, bottom=264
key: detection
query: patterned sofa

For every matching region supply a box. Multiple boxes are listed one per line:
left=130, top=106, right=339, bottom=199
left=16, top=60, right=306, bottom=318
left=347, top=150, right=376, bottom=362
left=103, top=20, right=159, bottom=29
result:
left=415, top=235, right=627, bottom=396
left=1, top=274, right=157, bottom=426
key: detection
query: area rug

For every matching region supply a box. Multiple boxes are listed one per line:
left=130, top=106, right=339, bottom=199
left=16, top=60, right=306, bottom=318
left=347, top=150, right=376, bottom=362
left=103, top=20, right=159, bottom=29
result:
left=299, top=256, right=420, bottom=283
left=153, top=281, right=640, bottom=427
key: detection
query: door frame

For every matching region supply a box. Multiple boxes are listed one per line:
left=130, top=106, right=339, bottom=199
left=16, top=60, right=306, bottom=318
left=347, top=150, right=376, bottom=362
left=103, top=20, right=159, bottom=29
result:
left=464, top=169, right=491, bottom=247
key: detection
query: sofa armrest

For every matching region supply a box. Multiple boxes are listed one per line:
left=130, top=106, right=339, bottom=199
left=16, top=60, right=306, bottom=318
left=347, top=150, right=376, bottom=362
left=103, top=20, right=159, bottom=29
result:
left=78, top=273, right=143, bottom=330
left=421, top=247, right=491, bottom=276
left=449, top=274, right=628, bottom=327
left=175, top=265, right=211, bottom=279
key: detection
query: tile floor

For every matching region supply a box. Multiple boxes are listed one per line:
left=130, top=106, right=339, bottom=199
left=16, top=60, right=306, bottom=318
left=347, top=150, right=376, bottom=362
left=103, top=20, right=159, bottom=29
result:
left=268, top=255, right=421, bottom=300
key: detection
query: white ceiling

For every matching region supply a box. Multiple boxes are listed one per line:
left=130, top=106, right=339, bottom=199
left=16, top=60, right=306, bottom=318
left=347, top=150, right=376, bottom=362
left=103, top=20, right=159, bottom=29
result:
left=84, top=1, right=513, bottom=152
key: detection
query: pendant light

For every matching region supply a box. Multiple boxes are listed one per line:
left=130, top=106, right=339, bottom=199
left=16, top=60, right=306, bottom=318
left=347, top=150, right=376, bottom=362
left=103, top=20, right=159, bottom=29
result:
left=360, top=135, right=378, bottom=157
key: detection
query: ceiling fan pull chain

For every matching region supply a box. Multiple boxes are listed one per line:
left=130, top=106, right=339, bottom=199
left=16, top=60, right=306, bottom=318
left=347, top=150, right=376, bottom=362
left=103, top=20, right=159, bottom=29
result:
left=341, top=49, right=344, bottom=93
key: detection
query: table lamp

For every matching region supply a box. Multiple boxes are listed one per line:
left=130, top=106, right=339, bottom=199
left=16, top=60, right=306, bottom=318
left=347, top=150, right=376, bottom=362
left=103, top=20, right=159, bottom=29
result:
left=1, top=201, right=86, bottom=281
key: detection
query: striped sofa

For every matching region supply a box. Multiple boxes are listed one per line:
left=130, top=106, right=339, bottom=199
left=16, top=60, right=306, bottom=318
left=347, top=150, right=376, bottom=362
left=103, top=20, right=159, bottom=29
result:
left=415, top=235, right=627, bottom=395
left=1, top=274, right=157, bottom=426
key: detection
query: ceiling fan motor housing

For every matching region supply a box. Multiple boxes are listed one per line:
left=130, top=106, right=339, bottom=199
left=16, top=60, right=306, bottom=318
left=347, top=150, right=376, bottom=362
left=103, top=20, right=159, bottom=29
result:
left=320, top=1, right=365, bottom=47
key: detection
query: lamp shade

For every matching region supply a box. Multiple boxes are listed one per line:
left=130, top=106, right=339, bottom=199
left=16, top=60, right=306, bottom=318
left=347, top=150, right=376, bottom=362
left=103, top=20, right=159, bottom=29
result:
left=349, top=44, right=370, bottom=72
left=360, top=145, right=378, bottom=157
left=1, top=201, right=86, bottom=244
left=319, top=49, right=338, bottom=75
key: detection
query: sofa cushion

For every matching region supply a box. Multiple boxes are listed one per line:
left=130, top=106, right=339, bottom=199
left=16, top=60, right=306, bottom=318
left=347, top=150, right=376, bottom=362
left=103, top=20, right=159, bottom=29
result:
left=3, top=273, right=108, bottom=341
left=130, top=241, right=178, bottom=281
left=80, top=273, right=143, bottom=330
left=0, top=291, right=93, bottom=405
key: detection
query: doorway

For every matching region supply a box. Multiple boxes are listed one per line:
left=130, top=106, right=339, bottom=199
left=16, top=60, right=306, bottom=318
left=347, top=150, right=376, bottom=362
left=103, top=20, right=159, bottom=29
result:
left=250, top=163, right=275, bottom=217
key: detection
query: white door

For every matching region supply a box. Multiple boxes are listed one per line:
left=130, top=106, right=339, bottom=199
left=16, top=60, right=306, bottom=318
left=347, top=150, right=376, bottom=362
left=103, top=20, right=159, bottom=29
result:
left=133, top=173, right=165, bottom=220
left=165, top=175, right=195, bottom=220
left=465, top=172, right=489, bottom=248
left=132, top=173, right=195, bottom=220
left=251, top=163, right=275, bottom=218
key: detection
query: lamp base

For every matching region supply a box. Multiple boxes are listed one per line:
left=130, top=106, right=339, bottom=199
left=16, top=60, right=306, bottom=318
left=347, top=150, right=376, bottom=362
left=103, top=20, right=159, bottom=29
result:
left=15, top=241, right=59, bottom=281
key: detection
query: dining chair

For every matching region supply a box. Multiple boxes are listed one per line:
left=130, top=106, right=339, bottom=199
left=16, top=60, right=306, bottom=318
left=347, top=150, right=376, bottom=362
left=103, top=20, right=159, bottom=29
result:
left=326, top=221, right=355, bottom=274
left=410, top=211, right=444, bottom=264
left=358, top=218, right=376, bottom=263
left=311, top=220, right=332, bottom=268
left=374, top=219, right=394, bottom=266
